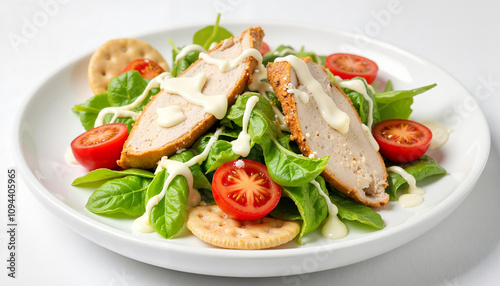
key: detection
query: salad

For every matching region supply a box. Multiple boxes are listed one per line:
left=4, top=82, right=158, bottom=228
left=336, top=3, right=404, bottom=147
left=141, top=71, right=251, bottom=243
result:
left=70, top=16, right=447, bottom=249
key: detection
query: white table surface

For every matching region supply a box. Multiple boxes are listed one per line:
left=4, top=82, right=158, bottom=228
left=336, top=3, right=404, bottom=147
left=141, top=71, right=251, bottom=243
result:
left=2, top=0, right=500, bottom=285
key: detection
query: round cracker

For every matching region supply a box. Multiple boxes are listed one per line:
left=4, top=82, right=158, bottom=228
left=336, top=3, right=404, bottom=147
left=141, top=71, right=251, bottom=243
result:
left=186, top=205, right=300, bottom=250
left=87, top=38, right=169, bottom=95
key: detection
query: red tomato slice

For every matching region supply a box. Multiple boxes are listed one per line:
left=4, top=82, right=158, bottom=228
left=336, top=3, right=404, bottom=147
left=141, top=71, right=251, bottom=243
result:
left=325, top=53, right=379, bottom=84
left=122, top=58, right=165, bottom=79
left=373, top=119, right=432, bottom=163
left=260, top=42, right=271, bottom=55
left=71, top=123, right=128, bottom=170
left=212, top=159, right=281, bottom=220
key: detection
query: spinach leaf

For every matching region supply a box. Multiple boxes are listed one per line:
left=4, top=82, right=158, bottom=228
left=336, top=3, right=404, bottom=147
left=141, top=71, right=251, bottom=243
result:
left=170, top=43, right=202, bottom=77
left=269, top=197, right=302, bottom=221
left=263, top=138, right=329, bottom=187
left=73, top=93, right=111, bottom=131
left=341, top=77, right=381, bottom=126
left=170, top=150, right=212, bottom=190
left=193, top=14, right=233, bottom=50
left=201, top=139, right=239, bottom=173
left=73, top=71, right=159, bottom=130
left=85, top=175, right=151, bottom=217
left=143, top=150, right=212, bottom=238
left=329, top=193, right=385, bottom=229
left=272, top=177, right=328, bottom=244
left=225, top=92, right=275, bottom=127
left=385, top=155, right=447, bottom=200
left=107, top=71, right=147, bottom=106
left=146, top=169, right=189, bottom=239
left=225, top=92, right=329, bottom=187
left=173, top=50, right=201, bottom=77
left=384, top=80, right=393, bottom=92
left=374, top=83, right=436, bottom=121
left=72, top=168, right=155, bottom=187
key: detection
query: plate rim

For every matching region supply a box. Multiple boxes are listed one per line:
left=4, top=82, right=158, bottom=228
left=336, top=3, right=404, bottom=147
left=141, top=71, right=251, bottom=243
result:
left=13, top=20, right=492, bottom=276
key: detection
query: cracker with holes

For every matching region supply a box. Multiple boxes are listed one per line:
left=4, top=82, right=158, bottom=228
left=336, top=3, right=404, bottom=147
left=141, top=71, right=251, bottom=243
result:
left=186, top=205, right=300, bottom=250
left=87, top=38, right=169, bottom=95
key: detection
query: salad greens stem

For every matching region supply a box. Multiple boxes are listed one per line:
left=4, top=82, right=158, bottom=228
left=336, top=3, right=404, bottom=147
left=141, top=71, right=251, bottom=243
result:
left=168, top=38, right=180, bottom=54
left=203, top=13, right=221, bottom=50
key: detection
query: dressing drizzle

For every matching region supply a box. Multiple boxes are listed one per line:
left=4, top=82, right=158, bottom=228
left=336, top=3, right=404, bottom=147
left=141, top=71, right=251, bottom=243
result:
left=310, top=180, right=348, bottom=239
left=175, top=44, right=206, bottom=62
left=387, top=166, right=426, bottom=208
left=231, top=95, right=260, bottom=157
left=94, top=72, right=172, bottom=127
left=275, top=55, right=350, bottom=134
left=161, top=73, right=228, bottom=119
left=133, top=127, right=224, bottom=232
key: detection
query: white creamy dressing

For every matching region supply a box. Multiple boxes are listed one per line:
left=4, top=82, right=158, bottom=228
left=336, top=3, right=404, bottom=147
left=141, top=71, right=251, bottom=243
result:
left=175, top=44, right=206, bottom=62
left=208, top=42, right=218, bottom=50
left=287, top=85, right=310, bottom=104
left=161, top=72, right=228, bottom=120
left=310, top=180, right=348, bottom=239
left=65, top=148, right=79, bottom=165
left=275, top=55, right=350, bottom=134
left=337, top=79, right=375, bottom=128
left=271, top=106, right=289, bottom=131
left=308, top=152, right=317, bottom=159
left=361, top=124, right=380, bottom=152
left=94, top=72, right=172, bottom=127
left=273, top=48, right=296, bottom=57
left=250, top=64, right=287, bottom=131
left=420, top=120, right=452, bottom=150
left=231, top=96, right=260, bottom=157
left=337, top=79, right=379, bottom=151
left=133, top=127, right=224, bottom=233
left=200, top=47, right=288, bottom=131
left=273, top=48, right=322, bottom=64
left=156, top=105, right=186, bottom=128
left=133, top=159, right=195, bottom=233
left=100, top=48, right=268, bottom=128
left=247, top=58, right=275, bottom=95
left=387, top=166, right=426, bottom=208
left=199, top=48, right=263, bottom=73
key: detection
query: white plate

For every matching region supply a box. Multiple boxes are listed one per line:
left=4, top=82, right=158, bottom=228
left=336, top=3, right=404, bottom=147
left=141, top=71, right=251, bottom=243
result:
left=14, top=22, right=490, bottom=277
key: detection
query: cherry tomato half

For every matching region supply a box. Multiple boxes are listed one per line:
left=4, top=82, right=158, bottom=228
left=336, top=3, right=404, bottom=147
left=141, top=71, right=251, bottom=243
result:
left=71, top=123, right=128, bottom=170
left=212, top=159, right=281, bottom=220
left=373, top=119, right=432, bottom=163
left=325, top=53, right=379, bottom=84
left=260, top=42, right=271, bottom=55
left=122, top=58, right=165, bottom=79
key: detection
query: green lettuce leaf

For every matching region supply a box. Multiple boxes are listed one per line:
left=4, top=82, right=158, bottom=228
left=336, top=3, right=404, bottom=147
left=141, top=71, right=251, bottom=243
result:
left=146, top=169, right=189, bottom=239
left=72, top=168, right=154, bottom=187
left=73, top=70, right=159, bottom=130
left=340, top=77, right=381, bottom=126
left=329, top=193, right=385, bottom=229
left=374, top=83, right=437, bottom=121
left=85, top=175, right=152, bottom=217
left=272, top=177, right=329, bottom=244
left=193, top=14, right=233, bottom=50
left=227, top=93, right=329, bottom=187
left=386, top=155, right=447, bottom=200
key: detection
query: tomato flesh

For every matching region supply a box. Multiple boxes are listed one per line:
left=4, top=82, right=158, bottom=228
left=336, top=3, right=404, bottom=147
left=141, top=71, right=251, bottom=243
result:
left=212, top=159, right=281, bottom=220
left=373, top=119, right=432, bottom=163
left=122, top=58, right=165, bottom=79
left=325, top=53, right=379, bottom=84
left=260, top=42, right=271, bottom=55
left=71, top=123, right=128, bottom=170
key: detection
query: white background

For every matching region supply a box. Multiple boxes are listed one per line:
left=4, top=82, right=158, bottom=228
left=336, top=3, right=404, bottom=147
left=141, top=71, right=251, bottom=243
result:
left=2, top=0, right=500, bottom=285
